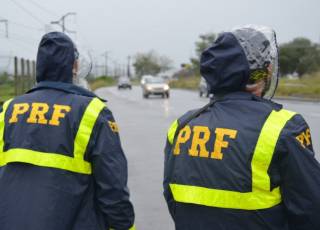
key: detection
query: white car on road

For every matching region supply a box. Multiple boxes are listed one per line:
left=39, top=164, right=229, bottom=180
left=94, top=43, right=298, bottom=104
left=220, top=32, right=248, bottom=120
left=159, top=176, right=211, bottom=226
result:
left=141, top=77, right=170, bottom=98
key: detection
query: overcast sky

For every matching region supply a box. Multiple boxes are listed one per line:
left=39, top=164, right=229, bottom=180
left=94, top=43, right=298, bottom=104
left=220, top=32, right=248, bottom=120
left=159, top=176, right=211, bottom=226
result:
left=1, top=0, right=320, bottom=71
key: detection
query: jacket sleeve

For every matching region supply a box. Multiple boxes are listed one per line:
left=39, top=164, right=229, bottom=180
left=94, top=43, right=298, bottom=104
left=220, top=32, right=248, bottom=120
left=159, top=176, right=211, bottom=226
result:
left=278, top=114, right=320, bottom=230
left=90, top=107, right=135, bottom=230
left=163, top=120, right=178, bottom=219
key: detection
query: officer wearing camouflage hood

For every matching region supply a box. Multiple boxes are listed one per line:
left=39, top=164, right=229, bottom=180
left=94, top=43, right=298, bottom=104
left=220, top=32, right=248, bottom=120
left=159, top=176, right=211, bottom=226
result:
left=164, top=25, right=320, bottom=230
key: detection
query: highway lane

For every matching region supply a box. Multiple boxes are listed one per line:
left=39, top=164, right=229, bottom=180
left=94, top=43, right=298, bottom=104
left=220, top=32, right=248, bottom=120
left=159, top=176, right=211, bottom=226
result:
left=95, top=86, right=320, bottom=230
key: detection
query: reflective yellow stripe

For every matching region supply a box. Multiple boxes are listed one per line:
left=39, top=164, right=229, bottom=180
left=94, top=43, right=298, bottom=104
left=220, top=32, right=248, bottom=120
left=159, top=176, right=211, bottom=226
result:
left=170, top=109, right=296, bottom=210
left=167, top=119, right=178, bottom=144
left=0, top=97, right=106, bottom=174
left=170, top=184, right=281, bottom=210
left=0, top=148, right=91, bottom=174
left=74, top=98, right=106, bottom=159
left=0, top=99, right=13, bottom=152
left=252, top=109, right=296, bottom=192
left=110, top=225, right=136, bottom=230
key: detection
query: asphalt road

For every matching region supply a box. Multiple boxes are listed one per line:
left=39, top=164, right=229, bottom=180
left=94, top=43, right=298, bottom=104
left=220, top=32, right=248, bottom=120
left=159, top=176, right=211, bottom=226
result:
left=95, top=86, right=320, bottom=230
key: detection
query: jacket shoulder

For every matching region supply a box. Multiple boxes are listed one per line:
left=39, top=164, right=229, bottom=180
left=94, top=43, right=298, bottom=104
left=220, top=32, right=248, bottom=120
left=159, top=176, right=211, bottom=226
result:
left=279, top=112, right=312, bottom=149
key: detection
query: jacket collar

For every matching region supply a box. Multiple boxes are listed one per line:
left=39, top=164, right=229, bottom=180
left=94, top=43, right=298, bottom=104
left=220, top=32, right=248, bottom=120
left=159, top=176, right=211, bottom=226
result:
left=214, top=91, right=254, bottom=101
left=214, top=91, right=282, bottom=110
left=27, top=81, right=106, bottom=102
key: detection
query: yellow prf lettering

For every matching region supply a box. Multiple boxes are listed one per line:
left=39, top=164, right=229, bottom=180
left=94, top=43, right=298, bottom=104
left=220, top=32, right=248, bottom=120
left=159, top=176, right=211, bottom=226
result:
left=211, top=128, right=237, bottom=160
left=296, top=135, right=305, bottom=148
left=302, top=128, right=311, bottom=146
left=27, top=103, right=49, bottom=124
left=174, top=125, right=191, bottom=155
left=188, top=126, right=210, bottom=157
left=9, top=103, right=30, bottom=123
left=108, top=121, right=119, bottom=133
left=48, top=105, right=71, bottom=126
left=296, top=128, right=312, bottom=148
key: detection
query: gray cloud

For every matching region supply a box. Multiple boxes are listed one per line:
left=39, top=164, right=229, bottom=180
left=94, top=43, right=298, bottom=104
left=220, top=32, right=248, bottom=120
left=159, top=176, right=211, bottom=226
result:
left=0, top=0, right=319, bottom=71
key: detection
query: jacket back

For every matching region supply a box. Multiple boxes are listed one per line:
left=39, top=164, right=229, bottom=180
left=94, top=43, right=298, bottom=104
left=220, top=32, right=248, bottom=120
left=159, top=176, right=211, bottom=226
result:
left=0, top=88, right=101, bottom=230
left=164, top=92, right=320, bottom=230
left=0, top=32, right=135, bottom=230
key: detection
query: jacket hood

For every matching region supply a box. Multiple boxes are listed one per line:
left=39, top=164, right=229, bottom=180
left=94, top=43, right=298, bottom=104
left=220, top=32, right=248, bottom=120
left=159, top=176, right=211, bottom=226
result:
left=36, top=32, right=76, bottom=83
left=27, top=81, right=106, bottom=102
left=200, top=32, right=250, bottom=94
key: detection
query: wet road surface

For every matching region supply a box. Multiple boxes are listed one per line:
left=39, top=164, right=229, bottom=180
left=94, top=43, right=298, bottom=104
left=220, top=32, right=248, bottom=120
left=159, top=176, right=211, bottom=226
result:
left=95, top=86, right=320, bottom=230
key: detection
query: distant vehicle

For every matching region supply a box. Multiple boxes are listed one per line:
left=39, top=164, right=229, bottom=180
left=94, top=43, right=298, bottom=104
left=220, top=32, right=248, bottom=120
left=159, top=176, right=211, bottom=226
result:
left=142, top=77, right=170, bottom=98
left=199, top=77, right=210, bottom=97
left=140, top=75, right=154, bottom=85
left=118, top=77, right=132, bottom=90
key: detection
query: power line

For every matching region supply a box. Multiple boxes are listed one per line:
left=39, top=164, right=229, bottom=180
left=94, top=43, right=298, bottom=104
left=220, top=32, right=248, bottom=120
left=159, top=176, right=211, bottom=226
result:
left=0, top=31, right=38, bottom=46
left=0, top=35, right=35, bottom=52
left=0, top=28, right=40, bottom=43
left=10, top=0, right=46, bottom=25
left=10, top=32, right=39, bottom=43
left=26, top=0, right=58, bottom=17
left=0, top=18, right=41, bottom=40
left=9, top=20, right=44, bottom=31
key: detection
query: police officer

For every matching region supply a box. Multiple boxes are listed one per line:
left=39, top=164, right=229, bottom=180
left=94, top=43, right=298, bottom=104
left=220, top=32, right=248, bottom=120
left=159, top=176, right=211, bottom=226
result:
left=163, top=25, right=320, bottom=230
left=0, top=32, right=135, bottom=230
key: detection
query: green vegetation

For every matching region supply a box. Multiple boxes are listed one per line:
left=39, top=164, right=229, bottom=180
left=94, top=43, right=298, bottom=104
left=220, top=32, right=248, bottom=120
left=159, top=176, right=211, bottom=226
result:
left=180, top=33, right=320, bottom=82
left=169, top=73, right=320, bottom=100
left=0, top=82, right=14, bottom=102
left=88, top=76, right=116, bottom=91
left=133, top=51, right=173, bottom=77
left=279, top=38, right=320, bottom=76
left=169, top=76, right=200, bottom=90
left=189, top=33, right=216, bottom=74
left=276, top=73, right=320, bottom=99
left=0, top=74, right=15, bottom=103
left=130, top=78, right=141, bottom=86
left=172, top=32, right=320, bottom=100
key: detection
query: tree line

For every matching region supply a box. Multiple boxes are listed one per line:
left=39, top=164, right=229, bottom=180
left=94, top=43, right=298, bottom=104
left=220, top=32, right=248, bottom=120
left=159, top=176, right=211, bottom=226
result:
left=132, top=33, right=320, bottom=78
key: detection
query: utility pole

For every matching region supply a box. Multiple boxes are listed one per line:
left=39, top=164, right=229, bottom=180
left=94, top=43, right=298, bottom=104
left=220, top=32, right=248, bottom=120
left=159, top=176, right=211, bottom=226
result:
left=113, top=60, right=119, bottom=78
left=0, top=19, right=8, bottom=38
left=51, top=12, right=76, bottom=33
left=102, top=51, right=109, bottom=76
left=127, top=55, right=131, bottom=78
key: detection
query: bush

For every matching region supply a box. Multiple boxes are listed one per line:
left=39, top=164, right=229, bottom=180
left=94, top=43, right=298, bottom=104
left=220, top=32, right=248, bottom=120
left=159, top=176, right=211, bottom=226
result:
left=169, top=76, right=200, bottom=90
left=276, top=72, right=320, bottom=98
left=88, top=76, right=116, bottom=91
left=0, top=80, right=14, bottom=102
left=169, top=73, right=320, bottom=99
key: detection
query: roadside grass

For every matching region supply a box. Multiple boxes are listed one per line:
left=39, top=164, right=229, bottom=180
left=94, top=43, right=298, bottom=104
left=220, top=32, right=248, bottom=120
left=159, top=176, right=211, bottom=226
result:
left=276, top=73, right=320, bottom=99
left=169, top=76, right=200, bottom=90
left=2, top=74, right=315, bottom=100
left=169, top=73, right=320, bottom=99
left=131, top=78, right=141, bottom=86
left=88, top=76, right=116, bottom=91
left=0, top=81, right=15, bottom=103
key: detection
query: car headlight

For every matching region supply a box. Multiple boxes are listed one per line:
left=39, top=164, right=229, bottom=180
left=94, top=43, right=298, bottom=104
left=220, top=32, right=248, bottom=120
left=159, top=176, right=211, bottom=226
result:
left=146, top=86, right=152, bottom=91
left=164, top=85, right=170, bottom=90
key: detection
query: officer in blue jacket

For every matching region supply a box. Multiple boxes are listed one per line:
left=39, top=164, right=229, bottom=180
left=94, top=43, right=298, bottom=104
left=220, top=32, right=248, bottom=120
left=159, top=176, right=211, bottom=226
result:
left=0, top=32, right=135, bottom=230
left=164, top=25, right=320, bottom=230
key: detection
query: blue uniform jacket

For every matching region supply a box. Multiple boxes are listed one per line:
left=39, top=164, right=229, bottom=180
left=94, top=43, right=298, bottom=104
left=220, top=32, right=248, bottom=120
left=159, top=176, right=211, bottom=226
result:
left=163, top=32, right=320, bottom=230
left=0, top=32, right=135, bottom=230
